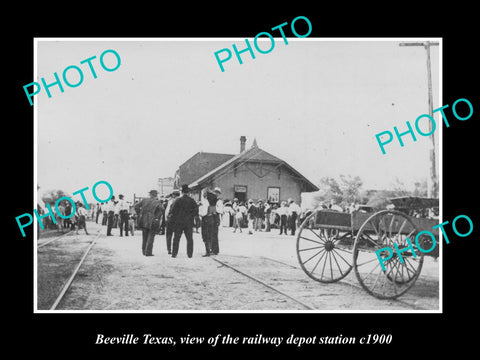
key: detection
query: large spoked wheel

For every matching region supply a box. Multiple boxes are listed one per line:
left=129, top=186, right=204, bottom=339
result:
left=353, top=210, right=424, bottom=299
left=296, top=212, right=353, bottom=283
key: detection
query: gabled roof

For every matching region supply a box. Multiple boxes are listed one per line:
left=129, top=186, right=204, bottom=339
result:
left=176, top=152, right=235, bottom=186
left=189, top=146, right=319, bottom=192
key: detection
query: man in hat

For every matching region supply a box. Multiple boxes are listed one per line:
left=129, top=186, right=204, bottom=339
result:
left=247, top=199, right=257, bottom=235
left=134, top=190, right=164, bottom=256
left=170, top=184, right=198, bottom=258
left=164, top=190, right=180, bottom=254
left=118, top=194, right=130, bottom=237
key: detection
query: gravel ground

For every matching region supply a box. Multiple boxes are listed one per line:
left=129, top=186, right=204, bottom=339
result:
left=37, top=221, right=440, bottom=311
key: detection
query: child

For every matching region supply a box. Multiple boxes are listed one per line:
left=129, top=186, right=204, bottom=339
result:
left=233, top=202, right=245, bottom=233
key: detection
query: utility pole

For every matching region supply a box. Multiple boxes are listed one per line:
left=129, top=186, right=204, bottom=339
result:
left=399, top=41, right=439, bottom=198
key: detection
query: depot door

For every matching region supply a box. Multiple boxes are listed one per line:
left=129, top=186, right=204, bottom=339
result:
left=234, top=185, right=247, bottom=203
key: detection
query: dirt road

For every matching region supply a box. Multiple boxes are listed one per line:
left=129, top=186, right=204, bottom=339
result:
left=37, top=221, right=440, bottom=311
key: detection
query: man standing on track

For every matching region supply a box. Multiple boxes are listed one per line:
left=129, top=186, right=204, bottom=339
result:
left=170, top=184, right=198, bottom=258
left=134, top=190, right=164, bottom=256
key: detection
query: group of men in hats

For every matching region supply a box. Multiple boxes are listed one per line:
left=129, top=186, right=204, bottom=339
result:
left=102, top=194, right=131, bottom=237
left=134, top=184, right=201, bottom=258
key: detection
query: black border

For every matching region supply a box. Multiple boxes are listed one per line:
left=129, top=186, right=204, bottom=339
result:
left=8, top=4, right=478, bottom=355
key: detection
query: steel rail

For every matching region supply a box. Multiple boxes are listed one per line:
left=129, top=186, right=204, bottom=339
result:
left=37, top=230, right=73, bottom=248
left=210, top=256, right=315, bottom=310
left=49, top=231, right=101, bottom=310
left=259, top=256, right=427, bottom=311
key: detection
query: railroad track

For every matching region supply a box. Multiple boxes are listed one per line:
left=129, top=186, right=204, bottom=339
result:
left=210, top=256, right=316, bottom=310
left=218, top=254, right=429, bottom=311
left=39, top=230, right=102, bottom=310
left=37, top=230, right=73, bottom=248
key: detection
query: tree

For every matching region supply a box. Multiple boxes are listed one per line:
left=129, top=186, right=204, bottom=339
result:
left=317, top=175, right=364, bottom=207
left=41, top=189, right=71, bottom=206
left=339, top=175, right=363, bottom=205
left=390, top=177, right=410, bottom=196
left=318, top=177, right=343, bottom=204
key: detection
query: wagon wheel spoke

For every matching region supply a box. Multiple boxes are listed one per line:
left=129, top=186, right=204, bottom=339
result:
left=388, top=215, right=396, bottom=239
left=312, top=249, right=328, bottom=278
left=397, top=219, right=407, bottom=237
left=331, top=248, right=352, bottom=266
left=370, top=265, right=383, bottom=293
left=362, top=260, right=382, bottom=282
left=299, top=235, right=324, bottom=245
left=296, top=212, right=353, bottom=284
left=319, top=250, right=329, bottom=281
left=384, top=262, right=399, bottom=295
left=370, top=220, right=380, bottom=238
left=389, top=257, right=406, bottom=283
left=404, top=229, right=416, bottom=244
left=359, top=232, right=383, bottom=250
left=355, top=256, right=380, bottom=268
left=331, top=250, right=346, bottom=277
left=302, top=248, right=326, bottom=266
left=379, top=215, right=387, bottom=236
left=404, top=257, right=421, bottom=278
left=328, top=252, right=334, bottom=280
left=298, top=245, right=324, bottom=252
left=307, top=229, right=326, bottom=244
left=353, top=210, right=424, bottom=299
left=333, top=246, right=353, bottom=254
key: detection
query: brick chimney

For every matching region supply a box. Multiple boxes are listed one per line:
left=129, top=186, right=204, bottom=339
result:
left=240, top=136, right=246, bottom=153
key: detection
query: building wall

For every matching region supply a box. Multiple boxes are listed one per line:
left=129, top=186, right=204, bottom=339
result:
left=207, top=162, right=306, bottom=204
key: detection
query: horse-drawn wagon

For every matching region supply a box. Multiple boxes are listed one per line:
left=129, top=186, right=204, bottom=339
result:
left=296, top=197, right=439, bottom=299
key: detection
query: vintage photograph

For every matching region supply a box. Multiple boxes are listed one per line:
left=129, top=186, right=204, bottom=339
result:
left=34, top=38, right=441, bottom=312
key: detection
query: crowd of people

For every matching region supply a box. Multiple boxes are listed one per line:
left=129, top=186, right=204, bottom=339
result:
left=98, top=185, right=306, bottom=258
left=221, top=198, right=302, bottom=236
left=36, top=200, right=93, bottom=236
left=38, top=186, right=307, bottom=258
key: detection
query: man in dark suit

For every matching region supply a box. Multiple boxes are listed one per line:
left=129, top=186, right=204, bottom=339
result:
left=170, top=184, right=199, bottom=258
left=134, top=190, right=164, bottom=256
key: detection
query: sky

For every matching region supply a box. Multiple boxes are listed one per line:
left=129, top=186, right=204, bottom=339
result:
left=35, top=38, right=440, bottom=205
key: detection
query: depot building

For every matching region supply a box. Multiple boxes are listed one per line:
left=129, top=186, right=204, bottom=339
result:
left=172, top=136, right=319, bottom=204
